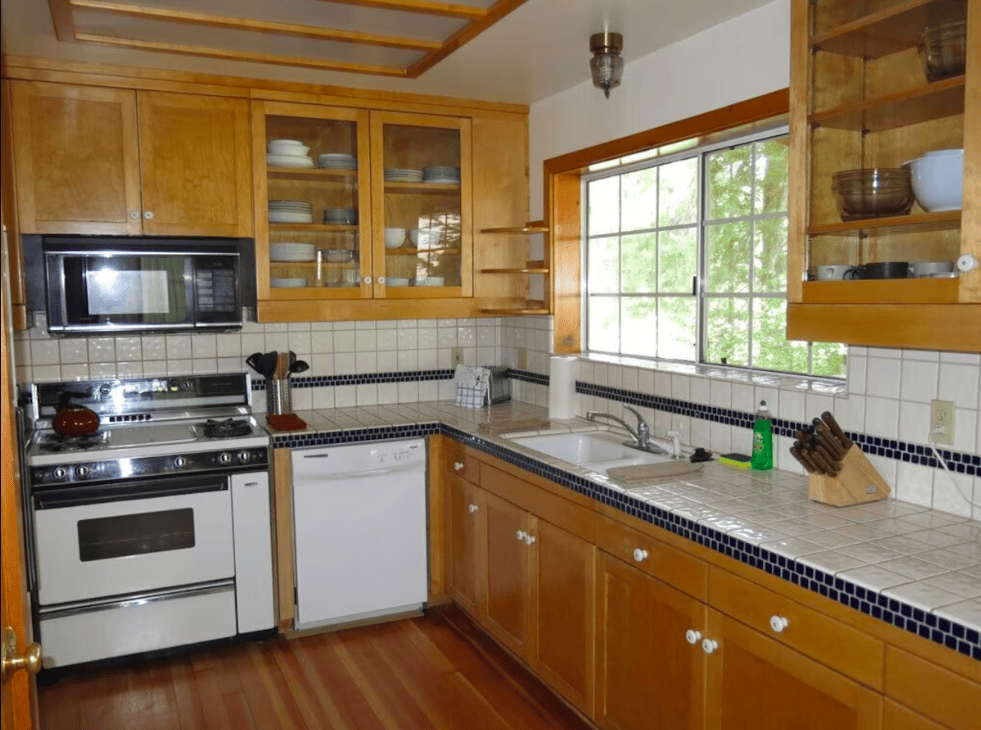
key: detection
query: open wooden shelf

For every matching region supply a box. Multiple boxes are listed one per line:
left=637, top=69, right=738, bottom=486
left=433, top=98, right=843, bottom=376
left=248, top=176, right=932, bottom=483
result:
left=801, top=277, right=959, bottom=304
left=480, top=302, right=550, bottom=315
left=480, top=223, right=549, bottom=234
left=811, top=0, right=968, bottom=58
left=267, top=167, right=357, bottom=181
left=268, top=223, right=359, bottom=232
left=809, top=76, right=965, bottom=131
left=384, top=181, right=460, bottom=194
left=808, top=210, right=961, bottom=237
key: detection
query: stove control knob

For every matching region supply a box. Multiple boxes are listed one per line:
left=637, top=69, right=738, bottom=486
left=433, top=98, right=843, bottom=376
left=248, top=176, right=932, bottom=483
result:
left=218, top=452, right=233, bottom=465
left=75, top=465, right=91, bottom=480
left=173, top=456, right=187, bottom=469
left=236, top=450, right=252, bottom=464
left=52, top=467, right=67, bottom=481
left=99, top=383, right=111, bottom=396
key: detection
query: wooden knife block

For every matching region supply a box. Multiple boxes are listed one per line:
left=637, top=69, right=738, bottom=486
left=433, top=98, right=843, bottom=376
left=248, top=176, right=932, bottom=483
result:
left=807, top=446, right=891, bottom=507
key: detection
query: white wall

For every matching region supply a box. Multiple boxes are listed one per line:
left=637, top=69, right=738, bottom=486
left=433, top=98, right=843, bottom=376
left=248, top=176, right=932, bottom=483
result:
left=528, top=0, right=791, bottom=217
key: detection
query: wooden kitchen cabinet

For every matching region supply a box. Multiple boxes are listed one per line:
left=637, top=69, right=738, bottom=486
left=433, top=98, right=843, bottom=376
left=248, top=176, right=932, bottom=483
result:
left=445, top=473, right=485, bottom=618
left=703, top=610, right=882, bottom=730
left=483, top=491, right=534, bottom=658
left=9, top=81, right=252, bottom=238
left=594, top=550, right=707, bottom=730
left=787, top=0, right=981, bottom=351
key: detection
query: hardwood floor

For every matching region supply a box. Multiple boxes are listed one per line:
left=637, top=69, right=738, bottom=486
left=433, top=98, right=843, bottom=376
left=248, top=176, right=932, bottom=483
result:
left=37, top=605, right=596, bottom=730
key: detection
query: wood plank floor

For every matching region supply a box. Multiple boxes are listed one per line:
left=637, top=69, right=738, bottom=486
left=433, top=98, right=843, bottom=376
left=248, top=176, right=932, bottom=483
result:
left=37, top=605, right=596, bottom=730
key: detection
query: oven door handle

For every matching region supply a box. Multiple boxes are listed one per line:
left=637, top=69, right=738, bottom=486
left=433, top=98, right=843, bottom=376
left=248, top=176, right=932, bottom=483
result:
left=33, top=475, right=229, bottom=510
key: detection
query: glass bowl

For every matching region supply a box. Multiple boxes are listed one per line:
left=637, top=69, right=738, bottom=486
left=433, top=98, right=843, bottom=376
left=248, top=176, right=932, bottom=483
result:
left=831, top=168, right=914, bottom=221
left=918, top=19, right=967, bottom=82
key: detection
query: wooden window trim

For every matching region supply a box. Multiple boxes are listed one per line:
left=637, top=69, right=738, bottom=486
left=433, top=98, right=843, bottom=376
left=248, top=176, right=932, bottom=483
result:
left=544, top=88, right=790, bottom=354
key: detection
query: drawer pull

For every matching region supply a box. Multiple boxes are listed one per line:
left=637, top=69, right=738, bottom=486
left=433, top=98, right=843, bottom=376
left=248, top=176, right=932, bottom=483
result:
left=524, top=533, right=536, bottom=546
left=516, top=529, right=526, bottom=541
left=769, top=615, right=790, bottom=633
left=454, top=461, right=465, bottom=471
left=701, top=638, right=719, bottom=655
left=633, top=548, right=649, bottom=562
left=685, top=629, right=702, bottom=645
left=468, top=503, right=478, bottom=514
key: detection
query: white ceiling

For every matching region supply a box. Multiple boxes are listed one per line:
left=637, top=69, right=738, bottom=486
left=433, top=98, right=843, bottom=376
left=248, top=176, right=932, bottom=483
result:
left=2, top=0, right=775, bottom=105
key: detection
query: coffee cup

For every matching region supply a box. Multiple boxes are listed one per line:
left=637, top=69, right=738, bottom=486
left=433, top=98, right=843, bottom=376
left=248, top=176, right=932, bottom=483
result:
left=815, top=264, right=861, bottom=281
left=909, top=260, right=954, bottom=278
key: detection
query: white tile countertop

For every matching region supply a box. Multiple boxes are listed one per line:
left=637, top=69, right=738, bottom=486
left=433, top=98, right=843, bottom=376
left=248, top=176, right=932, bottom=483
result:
left=271, top=400, right=981, bottom=658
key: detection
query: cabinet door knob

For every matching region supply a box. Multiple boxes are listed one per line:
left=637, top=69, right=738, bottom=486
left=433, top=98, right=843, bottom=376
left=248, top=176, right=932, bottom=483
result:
left=524, top=533, right=536, bottom=546
left=143, top=210, right=154, bottom=220
left=516, top=529, right=526, bottom=541
left=377, top=277, right=385, bottom=285
left=685, top=629, right=702, bottom=645
left=769, top=615, right=790, bottom=633
left=363, top=276, right=372, bottom=285
left=129, top=210, right=140, bottom=220
left=633, top=548, right=649, bottom=562
left=467, top=503, right=478, bottom=514
left=701, top=639, right=719, bottom=655
left=454, top=461, right=465, bottom=471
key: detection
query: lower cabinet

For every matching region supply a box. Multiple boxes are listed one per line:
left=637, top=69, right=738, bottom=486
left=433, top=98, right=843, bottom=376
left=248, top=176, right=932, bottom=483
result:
left=594, top=550, right=707, bottom=730
left=704, top=611, right=882, bottom=730
left=483, top=491, right=534, bottom=657
left=445, top=474, right=484, bottom=618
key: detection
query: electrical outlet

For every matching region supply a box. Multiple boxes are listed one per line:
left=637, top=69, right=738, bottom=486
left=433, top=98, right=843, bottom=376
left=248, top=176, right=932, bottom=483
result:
left=451, top=347, right=462, bottom=366
left=930, top=399, right=955, bottom=445
left=517, top=347, right=528, bottom=370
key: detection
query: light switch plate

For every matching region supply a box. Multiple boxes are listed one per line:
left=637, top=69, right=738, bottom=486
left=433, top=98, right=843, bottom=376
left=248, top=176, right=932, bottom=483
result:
left=451, top=347, right=462, bottom=366
left=930, top=399, right=955, bottom=445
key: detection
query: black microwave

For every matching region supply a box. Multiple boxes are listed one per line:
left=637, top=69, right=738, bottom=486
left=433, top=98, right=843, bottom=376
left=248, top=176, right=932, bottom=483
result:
left=39, top=238, right=244, bottom=335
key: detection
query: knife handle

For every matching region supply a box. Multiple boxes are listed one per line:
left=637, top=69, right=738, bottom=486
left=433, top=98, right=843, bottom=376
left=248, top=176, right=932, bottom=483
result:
left=808, top=446, right=839, bottom=477
left=821, top=411, right=853, bottom=451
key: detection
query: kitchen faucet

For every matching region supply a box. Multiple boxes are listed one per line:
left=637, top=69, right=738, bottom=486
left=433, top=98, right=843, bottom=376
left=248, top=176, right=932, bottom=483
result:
left=586, top=406, right=674, bottom=457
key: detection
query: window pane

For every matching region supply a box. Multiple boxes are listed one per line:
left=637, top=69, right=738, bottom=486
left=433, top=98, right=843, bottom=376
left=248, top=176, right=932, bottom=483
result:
left=705, top=297, right=749, bottom=366
left=588, top=237, right=619, bottom=293
left=754, top=138, right=790, bottom=214
left=751, top=298, right=808, bottom=373
left=658, top=298, right=697, bottom=361
left=811, top=342, right=848, bottom=377
left=621, top=298, right=658, bottom=358
left=621, top=233, right=657, bottom=293
left=658, top=228, right=697, bottom=293
left=658, top=158, right=698, bottom=227
left=706, top=222, right=751, bottom=293
left=588, top=297, right=620, bottom=352
left=621, top=168, right=658, bottom=232
left=707, top=145, right=752, bottom=220
left=588, top=177, right=620, bottom=236
left=753, top=217, right=788, bottom=293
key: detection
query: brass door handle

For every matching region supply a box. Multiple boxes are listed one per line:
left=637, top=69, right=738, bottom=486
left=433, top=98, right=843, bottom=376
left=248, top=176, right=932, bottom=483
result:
left=2, top=627, right=42, bottom=680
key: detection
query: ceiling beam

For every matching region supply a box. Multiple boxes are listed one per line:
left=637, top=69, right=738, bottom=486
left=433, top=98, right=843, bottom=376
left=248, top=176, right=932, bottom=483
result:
left=69, top=1, right=441, bottom=51
left=408, top=0, right=531, bottom=77
left=48, top=0, right=76, bottom=41
left=73, top=33, right=410, bottom=77
left=310, top=0, right=488, bottom=20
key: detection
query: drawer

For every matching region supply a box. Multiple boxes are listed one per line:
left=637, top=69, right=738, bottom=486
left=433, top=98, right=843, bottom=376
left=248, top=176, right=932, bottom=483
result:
left=710, top=567, right=884, bottom=689
left=444, top=440, right=480, bottom=484
left=885, top=647, right=981, bottom=730
left=594, top=515, right=707, bottom=601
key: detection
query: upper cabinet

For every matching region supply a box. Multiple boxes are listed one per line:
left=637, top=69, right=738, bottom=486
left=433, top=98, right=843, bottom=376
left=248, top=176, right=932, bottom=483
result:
left=787, top=0, right=981, bottom=351
left=10, top=81, right=253, bottom=238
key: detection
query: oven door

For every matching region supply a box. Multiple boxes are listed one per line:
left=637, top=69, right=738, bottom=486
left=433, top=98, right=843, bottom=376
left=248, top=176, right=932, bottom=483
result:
left=33, top=473, right=235, bottom=606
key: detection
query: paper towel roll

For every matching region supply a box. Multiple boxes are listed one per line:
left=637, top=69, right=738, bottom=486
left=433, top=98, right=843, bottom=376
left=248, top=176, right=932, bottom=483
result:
left=549, top=356, right=578, bottom=420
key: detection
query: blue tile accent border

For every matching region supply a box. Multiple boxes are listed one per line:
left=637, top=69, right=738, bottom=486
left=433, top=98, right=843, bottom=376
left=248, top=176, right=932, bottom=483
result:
left=253, top=369, right=454, bottom=391
left=506, top=368, right=549, bottom=386
left=272, top=422, right=980, bottom=662
left=577, top=381, right=980, bottom=478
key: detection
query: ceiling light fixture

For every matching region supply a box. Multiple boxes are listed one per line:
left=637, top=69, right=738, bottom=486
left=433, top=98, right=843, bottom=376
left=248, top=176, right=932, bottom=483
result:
left=589, top=31, right=623, bottom=99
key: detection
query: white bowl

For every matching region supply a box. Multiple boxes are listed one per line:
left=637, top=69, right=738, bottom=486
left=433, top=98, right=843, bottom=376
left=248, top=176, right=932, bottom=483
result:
left=409, top=228, right=442, bottom=249
left=386, top=277, right=410, bottom=286
left=384, top=227, right=406, bottom=248
left=415, top=276, right=445, bottom=287
left=268, top=140, right=309, bottom=154
left=906, top=149, right=964, bottom=212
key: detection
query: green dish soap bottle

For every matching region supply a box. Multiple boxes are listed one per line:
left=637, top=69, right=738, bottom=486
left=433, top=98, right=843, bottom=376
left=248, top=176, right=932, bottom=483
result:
left=751, top=400, right=773, bottom=471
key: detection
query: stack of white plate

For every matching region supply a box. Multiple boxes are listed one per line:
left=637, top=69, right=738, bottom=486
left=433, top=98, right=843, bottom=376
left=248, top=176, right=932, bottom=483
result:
left=423, top=166, right=460, bottom=184
left=270, top=277, right=308, bottom=288
left=267, top=139, right=313, bottom=169
left=269, top=200, right=313, bottom=224
left=325, top=207, right=357, bottom=225
left=270, top=242, right=316, bottom=262
left=384, top=168, right=424, bottom=183
left=319, top=153, right=357, bottom=170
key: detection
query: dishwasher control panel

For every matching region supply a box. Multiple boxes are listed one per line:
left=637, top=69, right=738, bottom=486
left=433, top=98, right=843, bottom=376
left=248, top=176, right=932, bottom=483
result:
left=368, top=440, right=423, bottom=467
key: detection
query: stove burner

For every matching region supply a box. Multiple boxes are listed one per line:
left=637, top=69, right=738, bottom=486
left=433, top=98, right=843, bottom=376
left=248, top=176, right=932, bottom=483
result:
left=38, top=431, right=108, bottom=453
left=196, top=418, right=253, bottom=439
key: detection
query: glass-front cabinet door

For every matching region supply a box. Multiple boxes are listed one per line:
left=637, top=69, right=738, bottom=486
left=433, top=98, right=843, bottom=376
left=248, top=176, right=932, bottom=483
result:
left=254, top=101, right=371, bottom=300
left=370, top=112, right=472, bottom=299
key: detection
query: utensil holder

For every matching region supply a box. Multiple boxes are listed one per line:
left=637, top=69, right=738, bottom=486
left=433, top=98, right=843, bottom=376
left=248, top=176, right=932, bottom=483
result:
left=808, top=447, right=891, bottom=507
left=268, top=378, right=293, bottom=416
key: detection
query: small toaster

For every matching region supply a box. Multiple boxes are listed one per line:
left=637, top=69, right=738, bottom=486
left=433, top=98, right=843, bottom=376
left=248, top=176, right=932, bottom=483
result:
left=486, top=366, right=511, bottom=404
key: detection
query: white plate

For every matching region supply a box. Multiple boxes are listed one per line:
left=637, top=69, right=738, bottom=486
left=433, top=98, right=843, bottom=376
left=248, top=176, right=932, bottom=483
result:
left=386, top=277, right=410, bottom=286
left=270, top=277, right=308, bottom=288
left=267, top=154, right=313, bottom=168
left=269, top=142, right=310, bottom=155
left=269, top=212, right=314, bottom=223
left=415, top=277, right=445, bottom=287
left=271, top=243, right=315, bottom=261
left=422, top=178, right=460, bottom=185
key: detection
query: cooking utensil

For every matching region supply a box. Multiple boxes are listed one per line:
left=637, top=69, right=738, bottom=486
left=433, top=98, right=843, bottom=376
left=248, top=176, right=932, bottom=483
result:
left=821, top=412, right=853, bottom=451
left=53, top=390, right=100, bottom=437
left=246, top=352, right=263, bottom=374
left=291, top=359, right=310, bottom=375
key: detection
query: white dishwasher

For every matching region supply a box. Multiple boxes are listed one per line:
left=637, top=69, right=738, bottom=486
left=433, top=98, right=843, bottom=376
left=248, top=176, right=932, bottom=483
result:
left=291, top=438, right=428, bottom=630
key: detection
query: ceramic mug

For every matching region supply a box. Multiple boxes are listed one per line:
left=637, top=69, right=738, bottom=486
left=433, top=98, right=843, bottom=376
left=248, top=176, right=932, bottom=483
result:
left=815, top=264, right=861, bottom=281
